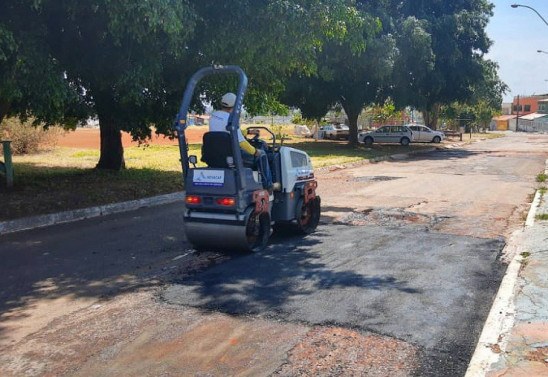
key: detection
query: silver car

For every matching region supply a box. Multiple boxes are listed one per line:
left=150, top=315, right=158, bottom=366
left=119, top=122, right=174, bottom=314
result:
left=358, top=125, right=413, bottom=146
left=406, top=124, right=444, bottom=143
left=323, top=124, right=350, bottom=140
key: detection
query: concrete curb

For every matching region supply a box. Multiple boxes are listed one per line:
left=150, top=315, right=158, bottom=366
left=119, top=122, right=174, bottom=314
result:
left=0, top=191, right=185, bottom=236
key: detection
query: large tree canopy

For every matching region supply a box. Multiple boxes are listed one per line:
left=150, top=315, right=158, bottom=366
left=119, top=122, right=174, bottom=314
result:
left=3, top=0, right=365, bottom=170
left=282, top=1, right=396, bottom=145
left=0, top=1, right=85, bottom=126
left=391, top=0, right=495, bottom=128
left=40, top=0, right=196, bottom=169
left=2, top=0, right=504, bottom=168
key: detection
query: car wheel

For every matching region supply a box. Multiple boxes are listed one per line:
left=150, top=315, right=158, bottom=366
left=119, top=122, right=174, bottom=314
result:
left=364, top=137, right=373, bottom=146
left=400, top=137, right=410, bottom=146
left=432, top=136, right=441, bottom=143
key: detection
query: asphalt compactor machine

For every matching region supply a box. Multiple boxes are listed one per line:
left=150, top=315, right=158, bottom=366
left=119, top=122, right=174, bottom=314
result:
left=174, top=66, right=321, bottom=252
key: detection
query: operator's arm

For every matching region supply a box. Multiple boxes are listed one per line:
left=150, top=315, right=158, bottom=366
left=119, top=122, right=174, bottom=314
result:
left=237, top=129, right=259, bottom=156
left=239, top=140, right=257, bottom=155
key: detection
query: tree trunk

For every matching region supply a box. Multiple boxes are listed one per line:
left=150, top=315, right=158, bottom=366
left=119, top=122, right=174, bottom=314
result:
left=421, top=103, right=440, bottom=130
left=341, top=101, right=361, bottom=146
left=0, top=100, right=10, bottom=125
left=430, top=103, right=440, bottom=130
left=96, top=114, right=125, bottom=170
left=422, top=110, right=430, bottom=128
left=93, top=87, right=126, bottom=170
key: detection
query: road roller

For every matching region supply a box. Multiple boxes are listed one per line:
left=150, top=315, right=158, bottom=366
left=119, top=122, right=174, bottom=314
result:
left=174, top=65, right=321, bottom=252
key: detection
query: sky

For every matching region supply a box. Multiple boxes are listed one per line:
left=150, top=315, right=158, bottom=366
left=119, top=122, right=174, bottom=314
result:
left=486, top=0, right=548, bottom=102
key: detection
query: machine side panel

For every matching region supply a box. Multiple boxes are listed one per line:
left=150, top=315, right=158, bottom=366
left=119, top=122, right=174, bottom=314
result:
left=271, top=192, right=298, bottom=221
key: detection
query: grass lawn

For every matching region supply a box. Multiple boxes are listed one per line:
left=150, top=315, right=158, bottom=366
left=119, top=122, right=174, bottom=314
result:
left=0, top=133, right=504, bottom=221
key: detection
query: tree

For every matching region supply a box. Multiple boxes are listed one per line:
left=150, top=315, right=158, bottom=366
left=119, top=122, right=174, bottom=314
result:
left=391, top=0, right=495, bottom=129
left=463, top=60, right=508, bottom=130
left=282, top=2, right=396, bottom=145
left=38, top=1, right=196, bottom=170
left=0, top=1, right=85, bottom=126
left=6, top=0, right=361, bottom=170
left=368, top=98, right=399, bottom=125
left=281, top=75, right=336, bottom=123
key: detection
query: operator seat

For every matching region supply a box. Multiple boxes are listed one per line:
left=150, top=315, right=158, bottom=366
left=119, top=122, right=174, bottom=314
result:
left=201, top=132, right=233, bottom=168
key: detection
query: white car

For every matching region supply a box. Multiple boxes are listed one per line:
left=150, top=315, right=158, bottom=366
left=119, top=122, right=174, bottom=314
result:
left=406, top=124, right=444, bottom=143
left=294, top=125, right=312, bottom=137
left=323, top=124, right=349, bottom=140
left=358, top=125, right=413, bottom=146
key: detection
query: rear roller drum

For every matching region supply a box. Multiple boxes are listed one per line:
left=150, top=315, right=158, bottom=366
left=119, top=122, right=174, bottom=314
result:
left=296, top=196, right=321, bottom=234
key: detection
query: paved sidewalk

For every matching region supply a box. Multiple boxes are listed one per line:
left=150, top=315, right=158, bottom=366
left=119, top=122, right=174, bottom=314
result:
left=466, top=159, right=548, bottom=377
left=486, top=192, right=548, bottom=376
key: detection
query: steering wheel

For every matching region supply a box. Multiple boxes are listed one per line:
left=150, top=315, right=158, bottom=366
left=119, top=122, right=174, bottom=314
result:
left=247, top=133, right=268, bottom=151
left=245, top=127, right=276, bottom=152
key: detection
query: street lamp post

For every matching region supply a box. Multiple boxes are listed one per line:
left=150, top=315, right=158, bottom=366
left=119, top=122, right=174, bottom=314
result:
left=511, top=4, right=548, bottom=26
left=538, top=49, right=548, bottom=54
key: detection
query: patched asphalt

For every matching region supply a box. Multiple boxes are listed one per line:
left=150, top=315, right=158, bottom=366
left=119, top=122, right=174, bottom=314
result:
left=164, top=224, right=506, bottom=376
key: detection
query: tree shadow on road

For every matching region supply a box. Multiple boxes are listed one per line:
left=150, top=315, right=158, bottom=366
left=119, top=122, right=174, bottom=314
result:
left=164, top=227, right=421, bottom=322
left=0, top=203, right=203, bottom=344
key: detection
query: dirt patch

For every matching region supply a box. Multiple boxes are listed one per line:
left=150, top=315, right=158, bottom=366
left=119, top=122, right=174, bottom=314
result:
left=275, top=326, right=418, bottom=377
left=57, top=127, right=208, bottom=149
left=0, top=291, right=310, bottom=377
left=526, top=347, right=548, bottom=363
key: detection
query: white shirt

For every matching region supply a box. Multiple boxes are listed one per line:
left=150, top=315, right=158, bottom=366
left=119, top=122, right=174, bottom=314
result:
left=209, top=110, right=245, bottom=143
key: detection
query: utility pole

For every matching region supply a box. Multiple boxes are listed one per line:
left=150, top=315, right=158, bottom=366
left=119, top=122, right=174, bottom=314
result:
left=515, top=95, right=520, bottom=132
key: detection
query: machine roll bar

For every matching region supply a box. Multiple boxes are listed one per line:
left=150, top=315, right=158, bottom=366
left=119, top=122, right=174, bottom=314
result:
left=174, top=65, right=248, bottom=193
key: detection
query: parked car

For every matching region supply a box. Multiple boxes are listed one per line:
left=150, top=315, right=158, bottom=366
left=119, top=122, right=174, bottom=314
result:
left=294, top=124, right=312, bottom=137
left=313, top=126, right=326, bottom=139
left=358, top=125, right=413, bottom=146
left=406, top=124, right=444, bottom=143
left=323, top=124, right=350, bottom=140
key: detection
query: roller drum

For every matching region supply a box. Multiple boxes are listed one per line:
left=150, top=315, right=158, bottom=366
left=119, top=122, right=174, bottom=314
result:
left=183, top=209, right=270, bottom=252
left=184, top=221, right=249, bottom=251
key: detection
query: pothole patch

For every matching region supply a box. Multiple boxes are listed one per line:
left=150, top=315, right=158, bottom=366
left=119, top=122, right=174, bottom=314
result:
left=335, top=208, right=450, bottom=228
left=274, top=326, right=418, bottom=377
left=350, top=176, right=404, bottom=182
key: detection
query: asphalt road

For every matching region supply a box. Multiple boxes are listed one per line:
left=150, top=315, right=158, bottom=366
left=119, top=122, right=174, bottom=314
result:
left=1, top=133, right=547, bottom=377
left=165, top=224, right=505, bottom=375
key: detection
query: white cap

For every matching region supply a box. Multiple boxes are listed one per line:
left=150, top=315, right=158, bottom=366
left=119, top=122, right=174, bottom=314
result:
left=221, top=92, right=236, bottom=108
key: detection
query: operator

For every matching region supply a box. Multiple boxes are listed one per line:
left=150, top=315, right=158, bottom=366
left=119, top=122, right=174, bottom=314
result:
left=209, top=92, right=280, bottom=192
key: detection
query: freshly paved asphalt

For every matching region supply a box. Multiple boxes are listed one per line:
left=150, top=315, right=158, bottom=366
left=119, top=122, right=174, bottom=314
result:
left=164, top=224, right=505, bottom=376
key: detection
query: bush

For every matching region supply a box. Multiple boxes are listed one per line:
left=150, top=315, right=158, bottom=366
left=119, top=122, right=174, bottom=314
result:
left=270, top=124, right=289, bottom=141
left=0, top=118, right=64, bottom=155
